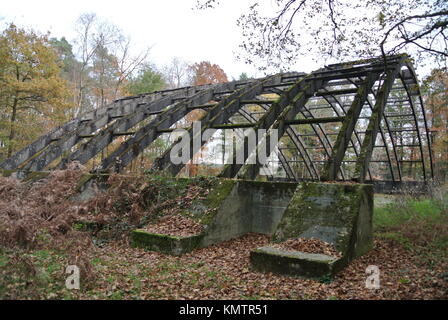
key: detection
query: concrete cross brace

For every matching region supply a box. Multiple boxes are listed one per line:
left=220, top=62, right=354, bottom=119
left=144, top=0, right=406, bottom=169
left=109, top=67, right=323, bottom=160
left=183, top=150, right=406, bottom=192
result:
left=321, top=73, right=381, bottom=181
left=236, top=78, right=326, bottom=180
left=51, top=88, right=206, bottom=169
left=354, top=63, right=404, bottom=182
left=151, top=75, right=282, bottom=176
left=98, top=83, right=237, bottom=171
left=1, top=91, right=167, bottom=170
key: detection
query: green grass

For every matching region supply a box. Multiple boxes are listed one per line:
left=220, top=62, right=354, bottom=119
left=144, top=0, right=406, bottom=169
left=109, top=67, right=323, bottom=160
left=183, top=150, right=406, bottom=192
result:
left=0, top=253, right=9, bottom=268
left=0, top=248, right=75, bottom=299
left=373, top=192, right=448, bottom=265
left=1, top=189, right=446, bottom=300
left=374, top=196, right=445, bottom=231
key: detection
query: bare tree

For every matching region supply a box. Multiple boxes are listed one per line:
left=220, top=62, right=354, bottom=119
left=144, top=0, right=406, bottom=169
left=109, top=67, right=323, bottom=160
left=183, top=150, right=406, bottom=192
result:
left=112, top=37, right=151, bottom=99
left=197, top=0, right=447, bottom=71
left=73, top=13, right=152, bottom=112
left=162, top=57, right=192, bottom=89
left=74, top=13, right=100, bottom=114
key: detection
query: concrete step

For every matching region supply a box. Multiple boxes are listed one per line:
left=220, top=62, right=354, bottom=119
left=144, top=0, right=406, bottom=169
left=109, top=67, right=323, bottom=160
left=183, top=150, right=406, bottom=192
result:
left=250, top=246, right=342, bottom=278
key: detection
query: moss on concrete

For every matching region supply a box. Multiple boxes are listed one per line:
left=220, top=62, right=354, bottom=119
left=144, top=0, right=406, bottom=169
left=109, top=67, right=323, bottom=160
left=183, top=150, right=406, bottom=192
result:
left=271, top=181, right=373, bottom=264
left=241, top=180, right=298, bottom=193
left=75, top=174, right=96, bottom=192
left=131, top=229, right=204, bottom=256
left=0, top=169, right=50, bottom=181
left=199, top=178, right=236, bottom=224
left=250, top=181, right=373, bottom=278
left=250, top=246, right=340, bottom=278
left=0, top=169, right=15, bottom=177
left=24, top=171, right=50, bottom=182
left=130, top=177, right=236, bottom=255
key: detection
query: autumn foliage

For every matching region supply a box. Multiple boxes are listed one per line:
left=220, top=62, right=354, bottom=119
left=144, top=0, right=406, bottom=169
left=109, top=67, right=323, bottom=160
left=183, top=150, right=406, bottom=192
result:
left=181, top=61, right=228, bottom=176
left=0, top=168, right=446, bottom=299
left=189, top=61, right=228, bottom=86
left=0, top=24, right=71, bottom=158
left=424, top=69, right=448, bottom=181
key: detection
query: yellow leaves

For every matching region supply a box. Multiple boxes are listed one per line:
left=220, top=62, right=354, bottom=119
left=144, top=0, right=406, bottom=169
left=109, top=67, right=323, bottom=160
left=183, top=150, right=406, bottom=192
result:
left=189, top=61, right=228, bottom=86
left=0, top=24, right=72, bottom=155
left=424, top=69, right=448, bottom=164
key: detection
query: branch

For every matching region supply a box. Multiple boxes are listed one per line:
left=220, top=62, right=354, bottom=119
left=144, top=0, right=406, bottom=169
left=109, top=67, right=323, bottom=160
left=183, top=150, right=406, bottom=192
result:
left=380, top=10, right=448, bottom=57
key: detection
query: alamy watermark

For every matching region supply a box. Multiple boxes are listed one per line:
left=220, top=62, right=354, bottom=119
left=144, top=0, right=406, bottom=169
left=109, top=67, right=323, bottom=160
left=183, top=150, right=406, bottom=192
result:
left=169, top=121, right=279, bottom=166
left=63, top=263, right=380, bottom=291
left=65, top=265, right=80, bottom=290
left=365, top=265, right=380, bottom=289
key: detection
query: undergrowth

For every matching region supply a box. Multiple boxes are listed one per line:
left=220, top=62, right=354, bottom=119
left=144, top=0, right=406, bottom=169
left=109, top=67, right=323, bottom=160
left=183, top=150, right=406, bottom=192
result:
left=374, top=184, right=448, bottom=267
left=0, top=165, right=219, bottom=298
left=1, top=168, right=446, bottom=299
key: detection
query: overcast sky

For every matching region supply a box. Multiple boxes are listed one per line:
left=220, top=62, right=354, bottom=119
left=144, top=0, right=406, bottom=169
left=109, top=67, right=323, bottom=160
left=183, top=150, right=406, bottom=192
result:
left=0, top=0, right=321, bottom=80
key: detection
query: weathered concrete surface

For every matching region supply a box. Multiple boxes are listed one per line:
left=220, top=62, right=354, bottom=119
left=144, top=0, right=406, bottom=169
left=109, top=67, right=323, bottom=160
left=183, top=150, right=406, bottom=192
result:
left=0, top=169, right=50, bottom=181
left=126, top=178, right=236, bottom=255
left=272, top=182, right=373, bottom=260
left=250, top=246, right=340, bottom=278
left=200, top=180, right=297, bottom=246
left=131, top=230, right=203, bottom=256
left=68, top=173, right=109, bottom=202
left=130, top=179, right=297, bottom=255
left=370, top=180, right=428, bottom=194
left=7, top=171, right=373, bottom=270
left=251, top=182, right=373, bottom=277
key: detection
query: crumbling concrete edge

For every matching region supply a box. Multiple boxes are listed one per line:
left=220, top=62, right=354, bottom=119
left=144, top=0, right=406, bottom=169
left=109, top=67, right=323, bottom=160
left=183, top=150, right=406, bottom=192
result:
left=128, top=178, right=237, bottom=255
left=250, top=181, right=374, bottom=278
left=250, top=246, right=341, bottom=279
left=0, top=169, right=50, bottom=181
left=131, top=229, right=204, bottom=256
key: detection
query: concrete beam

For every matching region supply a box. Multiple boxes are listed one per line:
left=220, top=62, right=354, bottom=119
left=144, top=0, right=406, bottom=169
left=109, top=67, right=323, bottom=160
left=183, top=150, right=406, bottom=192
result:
left=321, top=73, right=380, bottom=181
left=353, top=61, right=404, bottom=182
left=286, top=116, right=345, bottom=125
left=16, top=94, right=162, bottom=171
left=53, top=87, right=202, bottom=170
left=151, top=75, right=283, bottom=176
left=98, top=83, right=235, bottom=171
left=0, top=92, right=165, bottom=170
left=231, top=76, right=326, bottom=180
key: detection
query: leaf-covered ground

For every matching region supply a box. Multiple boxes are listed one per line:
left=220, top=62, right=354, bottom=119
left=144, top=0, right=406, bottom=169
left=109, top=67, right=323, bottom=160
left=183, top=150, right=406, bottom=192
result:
left=0, top=169, right=447, bottom=300
left=271, top=237, right=342, bottom=258
left=1, top=233, right=446, bottom=300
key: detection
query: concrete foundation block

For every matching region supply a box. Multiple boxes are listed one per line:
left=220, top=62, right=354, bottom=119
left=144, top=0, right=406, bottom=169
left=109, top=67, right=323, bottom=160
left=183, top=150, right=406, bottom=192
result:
left=200, top=180, right=296, bottom=246
left=131, top=229, right=204, bottom=256
left=272, top=182, right=374, bottom=260
left=250, top=246, right=340, bottom=278
left=250, top=181, right=374, bottom=278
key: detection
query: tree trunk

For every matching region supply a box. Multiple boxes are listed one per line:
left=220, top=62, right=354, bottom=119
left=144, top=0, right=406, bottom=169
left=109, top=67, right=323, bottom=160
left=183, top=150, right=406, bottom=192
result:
left=7, top=98, right=18, bottom=157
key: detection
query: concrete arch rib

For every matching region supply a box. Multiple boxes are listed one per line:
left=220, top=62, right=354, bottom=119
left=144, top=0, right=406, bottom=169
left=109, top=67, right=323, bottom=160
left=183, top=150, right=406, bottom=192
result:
left=0, top=55, right=433, bottom=185
left=99, top=77, right=280, bottom=173
left=4, top=89, right=190, bottom=172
